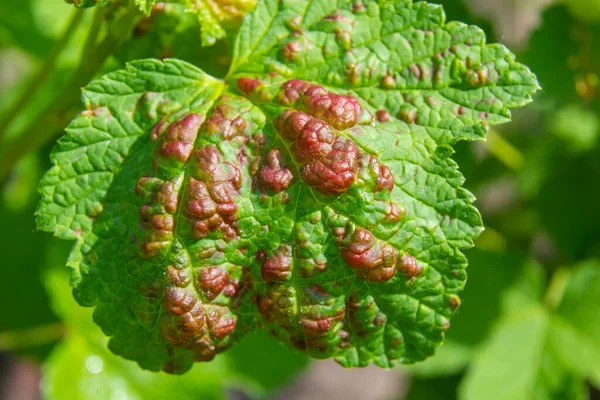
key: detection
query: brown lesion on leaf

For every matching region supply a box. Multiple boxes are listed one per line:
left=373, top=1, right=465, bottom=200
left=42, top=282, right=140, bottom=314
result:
left=333, top=227, right=398, bottom=283
left=205, top=305, right=237, bottom=339
left=282, top=39, right=305, bottom=62
left=345, top=292, right=385, bottom=340
left=277, top=79, right=363, bottom=130
left=384, top=202, right=405, bottom=222
left=326, top=208, right=421, bottom=283
left=80, top=105, right=111, bottom=118
left=381, top=74, right=396, bottom=89
left=165, top=265, right=191, bottom=288
left=376, top=109, right=390, bottom=123
left=198, top=266, right=230, bottom=300
left=274, top=110, right=360, bottom=195
left=185, top=145, right=241, bottom=239
left=136, top=176, right=182, bottom=257
left=257, top=148, right=294, bottom=193
left=258, top=283, right=345, bottom=355
left=358, top=154, right=395, bottom=192
left=152, top=113, right=205, bottom=164
left=397, top=254, right=423, bottom=279
left=261, top=244, right=293, bottom=282
left=156, top=245, right=247, bottom=368
left=448, top=294, right=461, bottom=310
left=398, top=107, right=417, bottom=124
left=235, top=77, right=262, bottom=96
left=204, top=102, right=248, bottom=140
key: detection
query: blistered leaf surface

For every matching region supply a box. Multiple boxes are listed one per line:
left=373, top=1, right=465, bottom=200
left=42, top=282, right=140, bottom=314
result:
left=43, top=265, right=307, bottom=400
left=37, top=0, right=539, bottom=372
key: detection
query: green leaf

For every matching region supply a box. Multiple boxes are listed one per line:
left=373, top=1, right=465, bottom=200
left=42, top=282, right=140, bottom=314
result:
left=37, top=0, right=539, bottom=373
left=135, top=0, right=155, bottom=14
left=551, top=260, right=600, bottom=387
left=459, top=262, right=600, bottom=400
left=459, top=306, right=558, bottom=400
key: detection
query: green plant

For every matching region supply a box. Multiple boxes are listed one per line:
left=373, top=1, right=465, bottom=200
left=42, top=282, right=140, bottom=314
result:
left=1, top=0, right=599, bottom=399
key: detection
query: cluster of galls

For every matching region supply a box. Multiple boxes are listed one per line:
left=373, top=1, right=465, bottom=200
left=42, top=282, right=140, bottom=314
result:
left=270, top=79, right=395, bottom=196
left=257, top=148, right=294, bottom=193
left=256, top=245, right=345, bottom=355
left=277, top=79, right=362, bottom=130
left=152, top=113, right=204, bottom=165
left=257, top=282, right=346, bottom=356
left=158, top=246, right=247, bottom=363
left=185, top=145, right=241, bottom=239
left=136, top=114, right=206, bottom=257
left=138, top=111, right=255, bottom=367
left=136, top=177, right=181, bottom=257
left=334, top=225, right=422, bottom=283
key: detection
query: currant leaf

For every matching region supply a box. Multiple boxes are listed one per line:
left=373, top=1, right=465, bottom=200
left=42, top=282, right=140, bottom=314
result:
left=37, top=0, right=539, bottom=373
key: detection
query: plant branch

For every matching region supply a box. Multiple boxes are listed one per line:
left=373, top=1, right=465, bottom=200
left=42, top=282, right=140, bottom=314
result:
left=0, top=323, right=65, bottom=351
left=0, top=7, right=141, bottom=182
left=80, top=6, right=106, bottom=76
left=0, top=8, right=86, bottom=142
left=485, top=129, right=525, bottom=171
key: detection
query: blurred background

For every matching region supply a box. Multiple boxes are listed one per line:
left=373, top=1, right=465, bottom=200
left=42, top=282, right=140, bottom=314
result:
left=1, top=0, right=600, bottom=399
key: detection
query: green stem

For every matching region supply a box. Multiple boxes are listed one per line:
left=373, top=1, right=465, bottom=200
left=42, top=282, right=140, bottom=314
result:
left=0, top=7, right=141, bottom=182
left=0, top=323, right=65, bottom=351
left=0, top=8, right=86, bottom=142
left=544, top=268, right=570, bottom=311
left=485, top=129, right=525, bottom=171
left=80, top=6, right=106, bottom=75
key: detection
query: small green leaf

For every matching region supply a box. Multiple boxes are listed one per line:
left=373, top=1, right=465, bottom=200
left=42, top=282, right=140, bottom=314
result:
left=459, top=306, right=553, bottom=400
left=459, top=262, right=600, bottom=400
left=37, top=0, right=539, bottom=373
left=552, top=260, right=600, bottom=386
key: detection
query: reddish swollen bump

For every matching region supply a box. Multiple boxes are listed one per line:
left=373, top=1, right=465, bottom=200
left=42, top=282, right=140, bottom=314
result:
left=261, top=245, right=293, bottom=282
left=236, top=77, right=262, bottom=95
left=198, top=267, right=230, bottom=300
left=278, top=79, right=363, bottom=130
left=257, top=149, right=294, bottom=193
